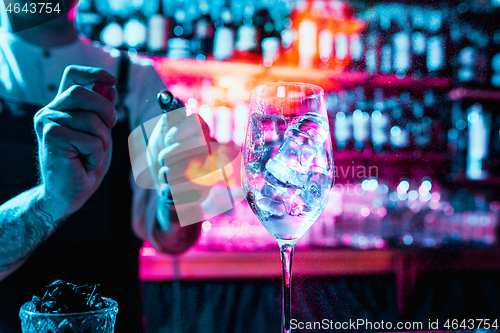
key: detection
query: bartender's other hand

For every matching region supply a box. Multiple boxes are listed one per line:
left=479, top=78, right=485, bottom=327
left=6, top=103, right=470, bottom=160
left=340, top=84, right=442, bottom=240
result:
left=34, top=65, right=117, bottom=220
left=146, top=109, right=215, bottom=221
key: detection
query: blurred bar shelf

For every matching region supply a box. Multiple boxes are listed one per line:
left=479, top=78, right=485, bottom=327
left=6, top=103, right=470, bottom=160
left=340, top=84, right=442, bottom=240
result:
left=449, top=88, right=500, bottom=101
left=139, top=248, right=393, bottom=281
left=333, top=150, right=449, bottom=163
left=154, top=58, right=452, bottom=92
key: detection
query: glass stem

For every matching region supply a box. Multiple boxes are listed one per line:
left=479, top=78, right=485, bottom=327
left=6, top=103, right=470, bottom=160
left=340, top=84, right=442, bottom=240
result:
left=280, top=243, right=295, bottom=333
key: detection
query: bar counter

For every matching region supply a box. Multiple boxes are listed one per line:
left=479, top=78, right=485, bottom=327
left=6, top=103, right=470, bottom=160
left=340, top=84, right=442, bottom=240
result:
left=140, top=246, right=500, bottom=313
left=139, top=247, right=500, bottom=281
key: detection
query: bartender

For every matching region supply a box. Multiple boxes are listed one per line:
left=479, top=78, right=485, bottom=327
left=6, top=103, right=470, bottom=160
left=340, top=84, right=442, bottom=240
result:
left=0, top=0, right=211, bottom=331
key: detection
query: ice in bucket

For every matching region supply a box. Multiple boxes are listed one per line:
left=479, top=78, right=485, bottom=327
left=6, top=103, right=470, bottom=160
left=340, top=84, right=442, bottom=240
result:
left=19, top=280, right=118, bottom=333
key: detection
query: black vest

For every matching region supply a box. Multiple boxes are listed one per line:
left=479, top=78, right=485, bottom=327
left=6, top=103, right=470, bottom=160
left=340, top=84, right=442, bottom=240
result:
left=0, top=57, right=143, bottom=332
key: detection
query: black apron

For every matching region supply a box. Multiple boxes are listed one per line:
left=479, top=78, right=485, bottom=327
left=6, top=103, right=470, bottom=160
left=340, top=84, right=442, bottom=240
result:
left=0, top=64, right=143, bottom=332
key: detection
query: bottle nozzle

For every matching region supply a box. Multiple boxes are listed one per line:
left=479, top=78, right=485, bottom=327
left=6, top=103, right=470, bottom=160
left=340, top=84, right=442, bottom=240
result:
left=157, top=89, right=174, bottom=113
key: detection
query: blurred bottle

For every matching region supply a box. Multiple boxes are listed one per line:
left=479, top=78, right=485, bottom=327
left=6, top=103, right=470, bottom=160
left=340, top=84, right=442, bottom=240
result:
left=451, top=22, right=470, bottom=86
left=335, top=32, right=349, bottom=67
left=379, top=5, right=394, bottom=74
left=352, top=87, right=371, bottom=151
left=389, top=93, right=410, bottom=150
left=332, top=2, right=351, bottom=69
left=371, top=88, right=390, bottom=152
left=280, top=13, right=296, bottom=53
left=167, top=7, right=193, bottom=59
left=401, top=91, right=416, bottom=149
left=317, top=1, right=334, bottom=68
left=426, top=9, right=449, bottom=77
left=252, top=8, right=270, bottom=57
left=392, top=8, right=411, bottom=77
left=229, top=0, right=245, bottom=28
left=425, top=89, right=449, bottom=153
left=213, top=6, right=235, bottom=61
left=123, top=10, right=148, bottom=52
left=453, top=23, right=489, bottom=87
left=233, top=4, right=259, bottom=62
left=76, top=0, right=104, bottom=41
left=147, top=0, right=168, bottom=55
left=466, top=103, right=491, bottom=180
left=279, top=1, right=300, bottom=66
left=349, top=32, right=365, bottom=72
left=295, top=0, right=318, bottom=68
left=448, top=100, right=468, bottom=176
left=99, top=16, right=124, bottom=49
left=215, top=106, right=233, bottom=143
left=334, top=90, right=353, bottom=151
left=412, top=98, right=433, bottom=152
left=410, top=6, right=428, bottom=79
left=365, top=14, right=380, bottom=74
left=256, top=8, right=281, bottom=67
left=191, top=1, right=214, bottom=61
left=490, top=30, right=500, bottom=88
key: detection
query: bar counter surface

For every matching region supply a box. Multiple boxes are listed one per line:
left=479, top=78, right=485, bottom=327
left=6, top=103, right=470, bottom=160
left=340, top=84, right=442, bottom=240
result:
left=139, top=247, right=500, bottom=281
left=139, top=246, right=500, bottom=313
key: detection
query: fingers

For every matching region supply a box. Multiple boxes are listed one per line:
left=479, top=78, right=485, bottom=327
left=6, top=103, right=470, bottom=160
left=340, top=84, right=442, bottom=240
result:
left=35, top=109, right=112, bottom=152
left=169, top=115, right=206, bottom=142
left=58, top=65, right=117, bottom=95
left=163, top=126, right=178, bottom=146
left=157, top=143, right=180, bottom=166
left=157, top=166, right=169, bottom=183
left=48, top=85, right=116, bottom=128
left=42, top=122, right=107, bottom=171
left=93, top=82, right=118, bottom=104
left=156, top=120, right=207, bottom=164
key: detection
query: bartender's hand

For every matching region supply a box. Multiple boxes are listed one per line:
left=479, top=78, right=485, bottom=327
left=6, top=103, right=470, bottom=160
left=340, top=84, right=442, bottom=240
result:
left=146, top=109, right=213, bottom=224
left=145, top=107, right=240, bottom=254
left=143, top=109, right=212, bottom=254
left=147, top=111, right=210, bottom=195
left=33, top=65, right=117, bottom=221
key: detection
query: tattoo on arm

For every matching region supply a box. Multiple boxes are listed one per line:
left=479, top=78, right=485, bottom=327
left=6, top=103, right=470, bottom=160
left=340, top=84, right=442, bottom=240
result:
left=0, top=188, right=57, bottom=276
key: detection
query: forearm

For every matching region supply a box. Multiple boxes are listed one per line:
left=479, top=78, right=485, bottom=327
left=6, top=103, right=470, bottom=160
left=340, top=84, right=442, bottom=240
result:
left=0, top=185, right=60, bottom=281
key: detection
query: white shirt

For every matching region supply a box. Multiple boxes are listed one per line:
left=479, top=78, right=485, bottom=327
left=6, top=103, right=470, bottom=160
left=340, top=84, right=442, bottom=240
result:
left=0, top=32, right=166, bottom=243
left=0, top=32, right=166, bottom=129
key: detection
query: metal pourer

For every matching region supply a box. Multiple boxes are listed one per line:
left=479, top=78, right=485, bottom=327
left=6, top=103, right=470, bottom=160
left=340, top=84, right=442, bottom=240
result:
left=157, top=89, right=175, bottom=113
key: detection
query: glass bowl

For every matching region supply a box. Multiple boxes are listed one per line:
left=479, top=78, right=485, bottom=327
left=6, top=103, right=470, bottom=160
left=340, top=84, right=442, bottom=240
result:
left=19, top=297, right=118, bottom=333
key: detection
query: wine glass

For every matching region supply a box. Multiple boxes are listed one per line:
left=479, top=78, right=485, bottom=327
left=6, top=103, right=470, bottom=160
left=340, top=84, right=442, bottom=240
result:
left=241, top=82, right=334, bottom=332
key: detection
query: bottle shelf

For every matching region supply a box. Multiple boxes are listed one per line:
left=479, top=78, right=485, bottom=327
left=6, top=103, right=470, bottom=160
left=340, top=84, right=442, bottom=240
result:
left=449, top=88, right=500, bottom=102
left=153, top=58, right=452, bottom=93
left=333, top=150, right=449, bottom=164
